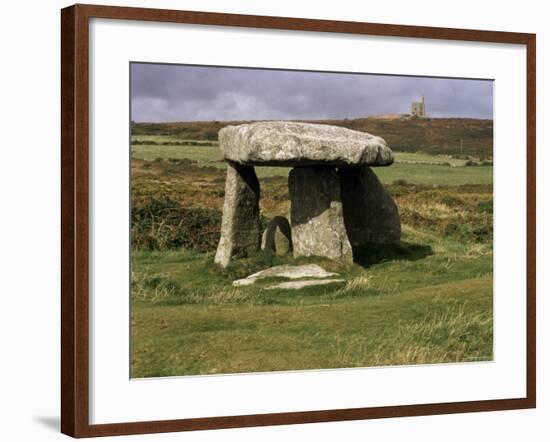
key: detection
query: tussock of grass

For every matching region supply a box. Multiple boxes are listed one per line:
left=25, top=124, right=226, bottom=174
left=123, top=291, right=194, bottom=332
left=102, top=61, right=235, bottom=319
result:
left=327, top=276, right=380, bottom=300
left=131, top=269, right=176, bottom=302
left=343, top=275, right=372, bottom=291
left=181, top=288, right=253, bottom=305
left=369, top=304, right=493, bottom=365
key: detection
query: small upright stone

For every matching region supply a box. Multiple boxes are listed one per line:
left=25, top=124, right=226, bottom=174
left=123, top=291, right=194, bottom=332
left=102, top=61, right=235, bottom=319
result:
left=214, top=162, right=261, bottom=267
left=289, top=166, right=353, bottom=263
left=339, top=166, right=401, bottom=247
left=261, top=216, right=292, bottom=256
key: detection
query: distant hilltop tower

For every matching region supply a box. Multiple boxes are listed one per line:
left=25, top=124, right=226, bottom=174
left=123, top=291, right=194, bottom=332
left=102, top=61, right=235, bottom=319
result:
left=411, top=96, right=427, bottom=118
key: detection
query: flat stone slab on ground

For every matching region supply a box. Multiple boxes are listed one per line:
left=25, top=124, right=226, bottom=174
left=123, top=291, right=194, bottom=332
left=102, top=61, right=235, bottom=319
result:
left=219, top=121, right=394, bottom=167
left=264, top=279, right=345, bottom=290
left=232, top=264, right=339, bottom=287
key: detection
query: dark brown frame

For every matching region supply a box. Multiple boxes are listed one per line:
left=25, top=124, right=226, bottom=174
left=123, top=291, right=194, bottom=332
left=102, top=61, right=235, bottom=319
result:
left=61, top=3, right=536, bottom=438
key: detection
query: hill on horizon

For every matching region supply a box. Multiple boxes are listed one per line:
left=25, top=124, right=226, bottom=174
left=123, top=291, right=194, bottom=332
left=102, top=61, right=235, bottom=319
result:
left=131, top=116, right=493, bottom=158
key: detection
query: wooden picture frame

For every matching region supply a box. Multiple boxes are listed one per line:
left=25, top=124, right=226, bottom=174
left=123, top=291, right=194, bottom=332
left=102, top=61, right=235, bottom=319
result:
left=61, top=3, right=536, bottom=437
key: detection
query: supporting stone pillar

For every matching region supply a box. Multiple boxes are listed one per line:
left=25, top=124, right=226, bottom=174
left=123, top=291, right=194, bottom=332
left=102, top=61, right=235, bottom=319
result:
left=338, top=166, right=401, bottom=248
left=214, top=162, right=261, bottom=267
left=288, top=166, right=353, bottom=263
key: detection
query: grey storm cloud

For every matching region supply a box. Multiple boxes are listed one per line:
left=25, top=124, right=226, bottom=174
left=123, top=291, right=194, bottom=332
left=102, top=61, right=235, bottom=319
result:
left=130, top=63, right=493, bottom=122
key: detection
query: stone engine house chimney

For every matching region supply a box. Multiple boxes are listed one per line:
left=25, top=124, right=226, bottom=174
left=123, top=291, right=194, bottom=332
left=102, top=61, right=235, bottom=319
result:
left=411, top=96, right=427, bottom=118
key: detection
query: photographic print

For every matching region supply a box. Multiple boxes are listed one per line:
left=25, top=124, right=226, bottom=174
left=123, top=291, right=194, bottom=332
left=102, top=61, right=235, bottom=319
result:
left=130, top=63, right=494, bottom=378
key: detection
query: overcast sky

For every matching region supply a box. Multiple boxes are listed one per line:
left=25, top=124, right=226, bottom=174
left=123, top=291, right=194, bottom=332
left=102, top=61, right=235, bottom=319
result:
left=130, top=63, right=493, bottom=122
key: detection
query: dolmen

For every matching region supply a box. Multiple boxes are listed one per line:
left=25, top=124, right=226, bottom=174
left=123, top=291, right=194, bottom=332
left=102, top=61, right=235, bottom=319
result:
left=214, top=121, right=401, bottom=268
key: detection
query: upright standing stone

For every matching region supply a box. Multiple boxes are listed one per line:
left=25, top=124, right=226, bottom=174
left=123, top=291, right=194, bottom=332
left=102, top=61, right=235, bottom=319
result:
left=288, top=166, right=353, bottom=263
left=339, top=166, right=401, bottom=247
left=214, top=162, right=261, bottom=267
left=261, top=216, right=292, bottom=256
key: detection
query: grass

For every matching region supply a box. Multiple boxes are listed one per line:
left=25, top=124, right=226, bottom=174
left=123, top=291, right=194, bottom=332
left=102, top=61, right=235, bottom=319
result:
left=393, top=151, right=469, bottom=166
left=130, top=129, right=493, bottom=378
left=132, top=144, right=222, bottom=162
left=131, top=224, right=493, bottom=377
left=131, top=229, right=492, bottom=376
left=132, top=284, right=492, bottom=376
left=131, top=135, right=218, bottom=146
left=373, top=163, right=492, bottom=186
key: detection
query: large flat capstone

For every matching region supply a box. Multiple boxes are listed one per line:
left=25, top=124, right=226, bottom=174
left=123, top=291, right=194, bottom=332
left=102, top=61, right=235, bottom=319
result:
left=219, top=121, right=393, bottom=167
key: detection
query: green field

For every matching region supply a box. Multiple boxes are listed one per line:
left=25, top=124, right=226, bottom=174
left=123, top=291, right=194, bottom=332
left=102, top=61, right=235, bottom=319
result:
left=130, top=128, right=493, bottom=378
left=131, top=142, right=471, bottom=166
left=132, top=230, right=492, bottom=377
left=131, top=144, right=492, bottom=184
